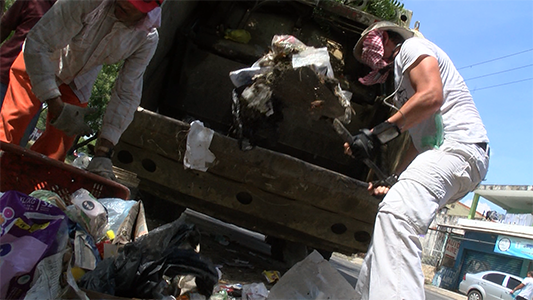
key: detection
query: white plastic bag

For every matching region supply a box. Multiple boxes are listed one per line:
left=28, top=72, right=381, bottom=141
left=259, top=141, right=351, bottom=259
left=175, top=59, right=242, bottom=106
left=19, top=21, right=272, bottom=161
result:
left=242, top=282, right=269, bottom=300
left=184, top=121, right=216, bottom=172
left=267, top=250, right=356, bottom=300
left=292, top=47, right=335, bottom=79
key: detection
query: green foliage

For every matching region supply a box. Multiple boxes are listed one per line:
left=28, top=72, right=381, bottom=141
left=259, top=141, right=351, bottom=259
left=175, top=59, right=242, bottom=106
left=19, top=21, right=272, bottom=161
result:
left=349, top=0, right=405, bottom=22
left=4, top=0, right=15, bottom=10
left=34, top=63, right=121, bottom=154
left=368, top=0, right=404, bottom=21
left=86, top=62, right=122, bottom=133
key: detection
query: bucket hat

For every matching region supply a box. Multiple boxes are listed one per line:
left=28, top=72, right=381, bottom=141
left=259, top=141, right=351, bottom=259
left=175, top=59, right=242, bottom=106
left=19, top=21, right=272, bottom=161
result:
left=353, top=21, right=414, bottom=63
left=127, top=0, right=163, bottom=13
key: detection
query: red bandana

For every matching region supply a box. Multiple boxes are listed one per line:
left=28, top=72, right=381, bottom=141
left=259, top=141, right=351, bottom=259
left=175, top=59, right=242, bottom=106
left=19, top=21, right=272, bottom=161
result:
left=358, top=30, right=391, bottom=86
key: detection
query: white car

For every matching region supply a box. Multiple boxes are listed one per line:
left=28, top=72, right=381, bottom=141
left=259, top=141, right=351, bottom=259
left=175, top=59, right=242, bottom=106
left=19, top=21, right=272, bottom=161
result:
left=458, top=270, right=524, bottom=300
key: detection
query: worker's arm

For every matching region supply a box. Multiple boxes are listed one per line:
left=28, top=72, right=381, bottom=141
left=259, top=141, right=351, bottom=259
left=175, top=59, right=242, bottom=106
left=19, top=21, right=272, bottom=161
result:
left=512, top=283, right=524, bottom=294
left=99, top=29, right=158, bottom=145
left=87, top=137, right=117, bottom=181
left=0, top=0, right=25, bottom=43
left=387, top=55, right=443, bottom=131
left=0, top=19, right=12, bottom=43
left=365, top=55, right=442, bottom=195
left=94, top=138, right=114, bottom=158
left=23, top=0, right=98, bottom=102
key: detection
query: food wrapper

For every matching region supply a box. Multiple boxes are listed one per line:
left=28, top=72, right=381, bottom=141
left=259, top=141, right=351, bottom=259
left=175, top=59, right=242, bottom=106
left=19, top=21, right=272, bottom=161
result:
left=65, top=189, right=108, bottom=241
left=262, top=270, right=281, bottom=283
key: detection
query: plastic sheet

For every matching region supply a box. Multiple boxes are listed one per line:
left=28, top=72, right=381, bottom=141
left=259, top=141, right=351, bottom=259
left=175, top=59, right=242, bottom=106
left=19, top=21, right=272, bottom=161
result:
left=267, top=250, right=356, bottom=300
left=98, top=198, right=137, bottom=236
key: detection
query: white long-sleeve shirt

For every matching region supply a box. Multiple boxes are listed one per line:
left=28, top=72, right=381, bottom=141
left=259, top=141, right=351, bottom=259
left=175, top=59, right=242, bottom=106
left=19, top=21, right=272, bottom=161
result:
left=24, top=0, right=159, bottom=144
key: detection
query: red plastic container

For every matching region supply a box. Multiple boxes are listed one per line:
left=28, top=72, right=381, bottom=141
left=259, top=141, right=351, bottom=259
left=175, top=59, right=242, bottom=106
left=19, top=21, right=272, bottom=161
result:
left=0, top=141, right=130, bottom=202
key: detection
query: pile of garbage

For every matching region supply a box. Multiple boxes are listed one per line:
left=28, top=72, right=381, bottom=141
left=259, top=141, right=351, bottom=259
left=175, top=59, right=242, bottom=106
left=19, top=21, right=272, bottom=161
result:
left=0, top=188, right=361, bottom=300
left=205, top=251, right=356, bottom=300
left=0, top=189, right=218, bottom=300
left=229, top=35, right=354, bottom=151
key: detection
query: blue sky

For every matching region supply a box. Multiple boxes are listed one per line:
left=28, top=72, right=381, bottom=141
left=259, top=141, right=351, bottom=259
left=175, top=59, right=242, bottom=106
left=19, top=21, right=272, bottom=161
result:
left=402, top=0, right=533, bottom=214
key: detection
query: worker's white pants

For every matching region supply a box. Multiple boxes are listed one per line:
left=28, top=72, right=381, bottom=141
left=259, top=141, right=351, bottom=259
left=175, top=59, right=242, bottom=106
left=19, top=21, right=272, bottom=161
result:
left=355, top=141, right=490, bottom=300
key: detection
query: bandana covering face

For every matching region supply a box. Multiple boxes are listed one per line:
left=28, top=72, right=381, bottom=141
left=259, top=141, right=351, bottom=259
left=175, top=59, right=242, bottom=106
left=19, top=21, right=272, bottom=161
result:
left=358, top=30, right=391, bottom=85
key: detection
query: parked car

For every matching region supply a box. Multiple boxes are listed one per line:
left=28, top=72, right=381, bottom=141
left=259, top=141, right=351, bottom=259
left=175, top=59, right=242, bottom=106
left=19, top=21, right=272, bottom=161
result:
left=459, top=270, right=523, bottom=300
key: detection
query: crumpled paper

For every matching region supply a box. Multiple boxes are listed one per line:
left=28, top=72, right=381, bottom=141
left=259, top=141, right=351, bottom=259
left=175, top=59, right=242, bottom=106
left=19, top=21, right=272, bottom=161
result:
left=184, top=121, right=216, bottom=172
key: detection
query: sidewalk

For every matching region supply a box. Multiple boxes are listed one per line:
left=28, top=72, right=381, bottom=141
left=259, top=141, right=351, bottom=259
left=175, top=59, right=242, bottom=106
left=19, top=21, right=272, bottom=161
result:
left=335, top=253, right=466, bottom=299
left=424, top=284, right=465, bottom=300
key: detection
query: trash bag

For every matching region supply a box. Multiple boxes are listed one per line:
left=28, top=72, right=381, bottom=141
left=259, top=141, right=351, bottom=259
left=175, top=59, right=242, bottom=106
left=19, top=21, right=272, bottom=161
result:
left=78, top=218, right=218, bottom=299
left=0, top=190, right=69, bottom=299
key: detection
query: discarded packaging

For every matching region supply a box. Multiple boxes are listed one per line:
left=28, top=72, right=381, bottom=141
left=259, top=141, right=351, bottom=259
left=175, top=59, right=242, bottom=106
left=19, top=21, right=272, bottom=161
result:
left=267, top=250, right=356, bottom=300
left=65, top=188, right=108, bottom=241
left=242, top=282, right=268, bottom=300
left=261, top=270, right=280, bottom=284
left=0, top=190, right=69, bottom=299
left=184, top=120, right=216, bottom=172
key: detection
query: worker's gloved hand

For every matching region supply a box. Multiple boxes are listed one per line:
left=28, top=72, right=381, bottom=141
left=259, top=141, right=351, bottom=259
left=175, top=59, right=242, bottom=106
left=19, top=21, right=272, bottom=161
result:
left=371, top=173, right=399, bottom=188
left=349, top=129, right=376, bottom=160
left=50, top=103, right=98, bottom=136
left=349, top=121, right=402, bottom=160
left=86, top=157, right=117, bottom=181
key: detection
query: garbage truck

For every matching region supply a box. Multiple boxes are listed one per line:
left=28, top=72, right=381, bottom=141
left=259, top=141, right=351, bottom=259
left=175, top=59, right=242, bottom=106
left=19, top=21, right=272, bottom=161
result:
left=112, top=0, right=413, bottom=264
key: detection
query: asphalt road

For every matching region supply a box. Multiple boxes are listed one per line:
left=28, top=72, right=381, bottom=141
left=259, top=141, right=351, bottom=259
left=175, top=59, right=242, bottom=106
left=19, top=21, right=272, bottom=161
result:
left=175, top=209, right=466, bottom=300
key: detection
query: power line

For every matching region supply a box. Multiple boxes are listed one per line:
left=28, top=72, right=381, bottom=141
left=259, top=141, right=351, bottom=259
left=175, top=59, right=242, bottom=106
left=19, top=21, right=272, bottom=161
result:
left=458, top=48, right=533, bottom=70
left=470, top=77, right=533, bottom=92
left=464, top=64, right=533, bottom=81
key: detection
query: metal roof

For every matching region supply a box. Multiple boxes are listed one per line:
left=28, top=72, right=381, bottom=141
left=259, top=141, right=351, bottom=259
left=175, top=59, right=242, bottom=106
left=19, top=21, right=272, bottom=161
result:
left=475, top=185, right=533, bottom=214
left=437, top=219, right=533, bottom=240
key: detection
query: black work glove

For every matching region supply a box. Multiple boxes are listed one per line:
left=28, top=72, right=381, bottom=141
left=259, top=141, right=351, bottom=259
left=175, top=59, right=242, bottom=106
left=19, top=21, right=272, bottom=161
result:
left=349, top=129, right=377, bottom=160
left=371, top=173, right=399, bottom=188
left=349, top=121, right=401, bottom=160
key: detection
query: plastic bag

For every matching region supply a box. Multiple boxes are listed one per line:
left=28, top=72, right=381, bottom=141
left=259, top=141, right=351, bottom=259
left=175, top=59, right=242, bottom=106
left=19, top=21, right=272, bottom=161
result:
left=184, top=121, right=216, bottom=172
left=271, top=35, right=307, bottom=56
left=28, top=190, right=67, bottom=211
left=267, top=250, right=356, bottom=300
left=292, top=47, right=335, bottom=79
left=0, top=191, right=68, bottom=299
left=242, top=283, right=269, bottom=300
left=78, top=218, right=219, bottom=299
left=98, top=198, right=137, bottom=236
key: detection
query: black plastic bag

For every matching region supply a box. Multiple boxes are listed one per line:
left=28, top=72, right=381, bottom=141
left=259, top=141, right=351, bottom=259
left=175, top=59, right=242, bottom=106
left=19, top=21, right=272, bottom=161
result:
left=79, top=219, right=218, bottom=299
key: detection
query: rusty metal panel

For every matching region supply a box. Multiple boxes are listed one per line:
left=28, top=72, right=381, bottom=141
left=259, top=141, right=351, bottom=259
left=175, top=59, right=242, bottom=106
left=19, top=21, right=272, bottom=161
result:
left=114, top=108, right=380, bottom=254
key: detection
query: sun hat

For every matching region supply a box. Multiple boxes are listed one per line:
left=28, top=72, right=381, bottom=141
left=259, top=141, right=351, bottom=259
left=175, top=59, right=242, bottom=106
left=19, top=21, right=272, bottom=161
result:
left=127, top=0, right=163, bottom=13
left=353, top=21, right=414, bottom=63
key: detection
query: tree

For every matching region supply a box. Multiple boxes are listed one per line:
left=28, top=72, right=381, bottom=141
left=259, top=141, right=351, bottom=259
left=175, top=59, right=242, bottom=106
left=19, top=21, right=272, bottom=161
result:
left=67, top=62, right=122, bottom=157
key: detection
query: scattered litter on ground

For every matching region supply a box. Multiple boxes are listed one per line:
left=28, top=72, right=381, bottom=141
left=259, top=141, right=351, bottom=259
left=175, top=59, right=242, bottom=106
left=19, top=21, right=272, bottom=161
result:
left=1, top=182, right=362, bottom=300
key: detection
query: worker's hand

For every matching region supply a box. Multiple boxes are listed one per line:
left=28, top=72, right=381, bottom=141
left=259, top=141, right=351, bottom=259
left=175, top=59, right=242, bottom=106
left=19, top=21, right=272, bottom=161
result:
left=50, top=102, right=98, bottom=137
left=348, top=129, right=376, bottom=160
left=368, top=174, right=398, bottom=196
left=86, top=157, right=117, bottom=181
left=367, top=181, right=391, bottom=196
